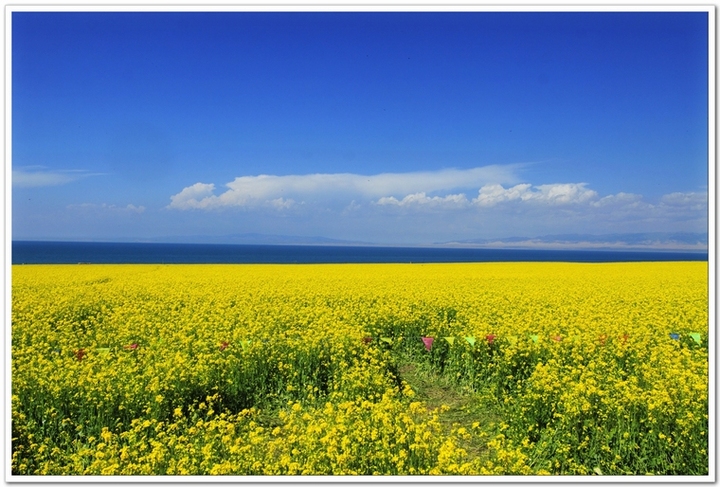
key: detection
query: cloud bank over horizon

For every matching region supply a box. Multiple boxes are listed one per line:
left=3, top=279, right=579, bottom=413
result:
left=167, top=166, right=705, bottom=216
left=166, top=165, right=524, bottom=210
left=14, top=165, right=706, bottom=246
left=156, top=166, right=709, bottom=245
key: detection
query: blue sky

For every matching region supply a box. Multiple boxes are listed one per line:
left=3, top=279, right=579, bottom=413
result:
left=11, top=11, right=709, bottom=245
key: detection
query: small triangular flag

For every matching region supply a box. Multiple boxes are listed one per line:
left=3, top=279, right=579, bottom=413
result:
left=422, top=336, right=434, bottom=351
left=464, top=336, right=476, bottom=347
left=507, top=336, right=517, bottom=345
left=444, top=336, right=455, bottom=345
left=530, top=335, right=539, bottom=344
left=689, top=332, right=702, bottom=344
left=669, top=333, right=680, bottom=341
left=380, top=337, right=392, bottom=344
left=240, top=340, right=252, bottom=351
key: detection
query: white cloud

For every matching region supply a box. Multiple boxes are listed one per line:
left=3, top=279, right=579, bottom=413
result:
left=472, top=183, right=533, bottom=206
left=659, top=191, right=707, bottom=210
left=376, top=192, right=471, bottom=209
left=13, top=167, right=104, bottom=188
left=125, top=204, right=146, bottom=213
left=167, top=165, right=522, bottom=210
left=472, top=183, right=597, bottom=207
left=591, top=192, right=646, bottom=208
left=167, top=182, right=216, bottom=209
left=378, top=183, right=599, bottom=208
left=372, top=183, right=707, bottom=234
left=268, top=197, right=296, bottom=210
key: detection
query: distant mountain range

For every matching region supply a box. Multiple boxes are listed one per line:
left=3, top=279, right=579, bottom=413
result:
left=438, top=232, right=708, bottom=251
left=138, top=233, right=373, bottom=246
left=21, top=231, right=708, bottom=251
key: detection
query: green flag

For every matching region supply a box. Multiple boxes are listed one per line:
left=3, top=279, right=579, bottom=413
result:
left=380, top=337, right=392, bottom=344
left=464, top=336, right=476, bottom=347
left=530, top=335, right=539, bottom=344
left=689, top=332, right=702, bottom=344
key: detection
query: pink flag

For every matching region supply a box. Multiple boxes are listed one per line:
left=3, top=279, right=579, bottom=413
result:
left=422, top=336, right=434, bottom=351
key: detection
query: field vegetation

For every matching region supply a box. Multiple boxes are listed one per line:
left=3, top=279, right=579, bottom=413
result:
left=11, top=262, right=708, bottom=475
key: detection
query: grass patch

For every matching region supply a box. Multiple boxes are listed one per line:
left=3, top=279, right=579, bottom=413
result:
left=396, top=359, right=502, bottom=463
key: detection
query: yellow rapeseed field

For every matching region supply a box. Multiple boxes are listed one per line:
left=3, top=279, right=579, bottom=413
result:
left=11, top=262, right=708, bottom=475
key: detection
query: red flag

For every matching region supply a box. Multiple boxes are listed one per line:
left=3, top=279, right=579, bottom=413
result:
left=362, top=337, right=373, bottom=345
left=486, top=334, right=496, bottom=344
left=422, top=336, right=434, bottom=351
left=220, top=341, right=229, bottom=351
left=75, top=348, right=86, bottom=361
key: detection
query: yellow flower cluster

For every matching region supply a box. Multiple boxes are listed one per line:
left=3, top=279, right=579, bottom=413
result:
left=11, top=262, right=707, bottom=475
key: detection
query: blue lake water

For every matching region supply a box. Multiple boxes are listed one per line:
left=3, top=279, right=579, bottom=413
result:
left=11, top=241, right=708, bottom=264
